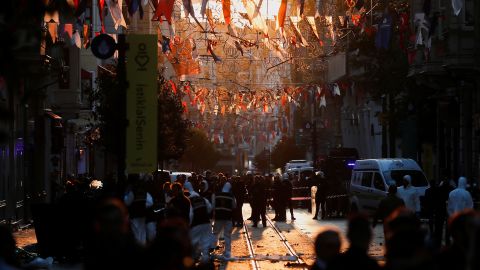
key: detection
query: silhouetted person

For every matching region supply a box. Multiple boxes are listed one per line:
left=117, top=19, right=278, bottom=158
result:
left=147, top=218, right=196, bottom=270
left=84, top=198, right=145, bottom=270
left=251, top=175, right=267, bottom=227
left=372, top=185, right=405, bottom=237
left=313, top=172, right=327, bottom=220
left=310, top=230, right=341, bottom=270
left=272, top=175, right=285, bottom=221
left=433, top=176, right=455, bottom=246
left=167, top=183, right=192, bottom=225
left=423, top=179, right=437, bottom=236
left=435, top=210, right=479, bottom=270
left=245, top=172, right=255, bottom=220
left=231, top=176, right=246, bottom=227
left=328, top=214, right=380, bottom=270
left=282, top=175, right=296, bottom=221
left=0, top=225, right=20, bottom=270
left=383, top=208, right=434, bottom=270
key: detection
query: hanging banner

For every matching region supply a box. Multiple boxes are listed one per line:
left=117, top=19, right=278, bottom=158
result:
left=126, top=34, right=158, bottom=173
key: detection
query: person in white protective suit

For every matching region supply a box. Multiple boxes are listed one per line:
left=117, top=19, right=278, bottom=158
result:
left=396, top=175, right=421, bottom=215
left=447, top=176, right=473, bottom=217
left=184, top=182, right=213, bottom=263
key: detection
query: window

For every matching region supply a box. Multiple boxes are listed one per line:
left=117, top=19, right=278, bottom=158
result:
left=465, top=0, right=474, bottom=28
left=361, top=172, right=372, bottom=187
left=353, top=172, right=362, bottom=184
left=373, top=173, right=385, bottom=191
left=390, top=170, right=429, bottom=187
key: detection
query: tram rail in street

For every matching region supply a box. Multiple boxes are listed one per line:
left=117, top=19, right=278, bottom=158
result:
left=241, top=217, right=309, bottom=270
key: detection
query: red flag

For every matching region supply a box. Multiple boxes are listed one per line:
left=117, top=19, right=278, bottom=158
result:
left=98, top=0, right=105, bottom=33
left=182, top=101, right=188, bottom=113
left=169, top=80, right=177, bottom=94
left=153, top=0, right=175, bottom=24
left=222, top=0, right=231, bottom=25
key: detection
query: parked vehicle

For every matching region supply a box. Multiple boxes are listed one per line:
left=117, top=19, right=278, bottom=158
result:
left=321, top=148, right=359, bottom=217
left=349, top=159, right=429, bottom=215
left=286, top=166, right=315, bottom=177
left=169, top=172, right=192, bottom=182
left=285, top=160, right=312, bottom=172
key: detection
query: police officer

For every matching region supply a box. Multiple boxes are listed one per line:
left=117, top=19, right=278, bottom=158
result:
left=232, top=176, right=246, bottom=227
left=124, top=174, right=153, bottom=245
left=184, top=182, right=213, bottom=263
left=272, top=175, right=286, bottom=221
left=282, top=174, right=295, bottom=221
left=313, top=171, right=327, bottom=220
left=251, top=175, right=267, bottom=227
left=212, top=181, right=236, bottom=259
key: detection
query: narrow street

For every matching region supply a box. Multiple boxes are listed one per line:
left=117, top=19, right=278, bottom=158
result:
left=15, top=206, right=386, bottom=270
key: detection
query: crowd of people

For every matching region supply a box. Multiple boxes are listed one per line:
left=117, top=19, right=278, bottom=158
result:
left=1, top=171, right=479, bottom=270
left=313, top=208, right=480, bottom=270
left=0, top=171, right=304, bottom=269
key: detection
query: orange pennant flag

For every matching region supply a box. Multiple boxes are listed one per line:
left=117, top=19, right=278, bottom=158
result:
left=48, top=22, right=58, bottom=43
left=82, top=24, right=89, bottom=48
left=206, top=8, right=215, bottom=30
left=64, top=23, right=73, bottom=39
left=277, top=0, right=287, bottom=29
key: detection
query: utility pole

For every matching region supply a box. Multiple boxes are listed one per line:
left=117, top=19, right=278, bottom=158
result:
left=117, top=34, right=127, bottom=186
left=312, top=121, right=318, bottom=169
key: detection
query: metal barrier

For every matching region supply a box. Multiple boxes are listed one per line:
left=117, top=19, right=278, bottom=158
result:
left=265, top=187, right=313, bottom=209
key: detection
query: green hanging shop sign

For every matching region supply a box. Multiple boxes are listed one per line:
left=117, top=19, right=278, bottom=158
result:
left=126, top=34, right=158, bottom=173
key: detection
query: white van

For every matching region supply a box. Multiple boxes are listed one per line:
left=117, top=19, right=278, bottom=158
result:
left=349, top=159, right=429, bottom=214
left=285, top=160, right=312, bottom=171
left=286, top=167, right=315, bottom=180
left=170, top=172, right=192, bottom=182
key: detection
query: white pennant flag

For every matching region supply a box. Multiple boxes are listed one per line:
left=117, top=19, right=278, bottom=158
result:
left=333, top=83, right=341, bottom=96
left=325, top=16, right=336, bottom=43
left=72, top=31, right=81, bottom=48
left=289, top=16, right=309, bottom=47
left=242, top=0, right=269, bottom=35
left=106, top=0, right=127, bottom=30
left=452, top=0, right=463, bottom=16
left=320, top=95, right=326, bottom=107
left=306, top=16, right=320, bottom=40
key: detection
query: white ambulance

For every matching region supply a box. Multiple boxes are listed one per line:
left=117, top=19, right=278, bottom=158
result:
left=349, top=159, right=429, bottom=214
